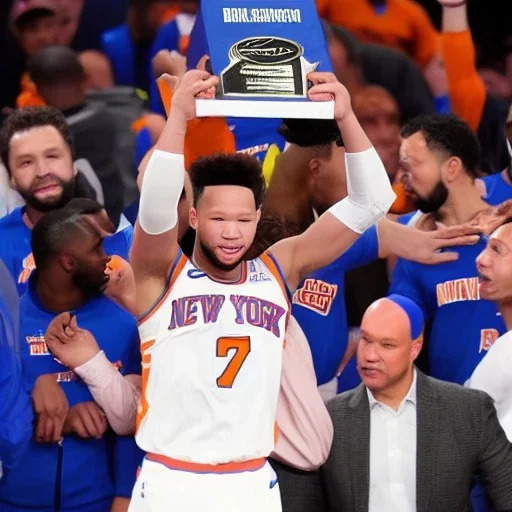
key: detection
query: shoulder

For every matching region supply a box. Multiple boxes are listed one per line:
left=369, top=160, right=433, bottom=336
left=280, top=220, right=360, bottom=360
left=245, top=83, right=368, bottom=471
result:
left=423, top=374, right=492, bottom=408
left=0, top=207, right=23, bottom=230
left=326, top=386, right=364, bottom=417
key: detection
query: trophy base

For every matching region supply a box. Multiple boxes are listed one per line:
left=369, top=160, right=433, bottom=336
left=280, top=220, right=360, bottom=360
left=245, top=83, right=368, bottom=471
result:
left=196, top=98, right=335, bottom=119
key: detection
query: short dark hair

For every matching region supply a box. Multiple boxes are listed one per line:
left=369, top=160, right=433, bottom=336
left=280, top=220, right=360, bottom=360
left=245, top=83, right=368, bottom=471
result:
left=278, top=118, right=343, bottom=148
left=400, top=114, right=481, bottom=178
left=0, top=107, right=75, bottom=175
left=31, top=200, right=104, bottom=270
left=188, top=152, right=266, bottom=209
left=29, top=46, right=84, bottom=89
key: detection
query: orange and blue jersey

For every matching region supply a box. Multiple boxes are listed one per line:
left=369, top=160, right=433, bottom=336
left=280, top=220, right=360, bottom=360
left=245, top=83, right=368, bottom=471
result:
left=292, top=225, right=379, bottom=389
left=0, top=207, right=133, bottom=297
left=0, top=274, right=143, bottom=512
left=390, top=239, right=506, bottom=384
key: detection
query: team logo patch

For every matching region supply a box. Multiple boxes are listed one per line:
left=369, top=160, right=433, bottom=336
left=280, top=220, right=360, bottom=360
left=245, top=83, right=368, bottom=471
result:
left=19, top=252, right=36, bottom=284
left=26, top=330, right=49, bottom=356
left=293, top=279, right=337, bottom=316
left=249, top=261, right=271, bottom=282
left=479, top=328, right=499, bottom=353
left=187, top=269, right=208, bottom=279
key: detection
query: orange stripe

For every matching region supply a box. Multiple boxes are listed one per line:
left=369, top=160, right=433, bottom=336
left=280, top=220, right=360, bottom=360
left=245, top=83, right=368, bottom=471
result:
left=146, top=453, right=266, bottom=474
left=136, top=339, right=156, bottom=433
left=259, top=252, right=290, bottom=306
left=138, top=253, right=188, bottom=326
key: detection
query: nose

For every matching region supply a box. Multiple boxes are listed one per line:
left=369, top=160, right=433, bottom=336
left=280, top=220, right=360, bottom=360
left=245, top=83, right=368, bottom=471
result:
left=221, top=221, right=241, bottom=240
left=362, top=342, right=380, bottom=363
left=476, top=248, right=490, bottom=270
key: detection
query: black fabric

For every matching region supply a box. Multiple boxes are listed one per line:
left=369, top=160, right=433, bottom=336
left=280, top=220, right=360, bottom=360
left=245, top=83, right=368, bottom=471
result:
left=477, top=95, right=510, bottom=174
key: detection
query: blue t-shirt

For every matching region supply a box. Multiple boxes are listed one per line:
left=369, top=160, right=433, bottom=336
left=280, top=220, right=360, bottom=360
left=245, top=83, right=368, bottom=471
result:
left=481, top=171, right=512, bottom=205
left=0, top=276, right=143, bottom=512
left=390, top=240, right=506, bottom=384
left=292, top=226, right=379, bottom=388
left=0, top=207, right=133, bottom=297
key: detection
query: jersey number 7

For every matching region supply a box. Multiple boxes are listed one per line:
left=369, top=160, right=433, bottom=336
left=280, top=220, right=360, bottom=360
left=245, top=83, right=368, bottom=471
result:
left=216, top=336, right=251, bottom=388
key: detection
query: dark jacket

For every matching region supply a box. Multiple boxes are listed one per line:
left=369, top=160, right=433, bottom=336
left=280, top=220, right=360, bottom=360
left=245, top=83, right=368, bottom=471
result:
left=273, top=371, right=512, bottom=512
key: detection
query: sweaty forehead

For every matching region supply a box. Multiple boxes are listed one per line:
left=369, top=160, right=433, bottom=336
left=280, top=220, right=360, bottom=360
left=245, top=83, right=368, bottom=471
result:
left=362, top=300, right=411, bottom=341
left=197, top=185, right=256, bottom=211
left=10, top=126, right=66, bottom=155
left=492, top=223, right=512, bottom=246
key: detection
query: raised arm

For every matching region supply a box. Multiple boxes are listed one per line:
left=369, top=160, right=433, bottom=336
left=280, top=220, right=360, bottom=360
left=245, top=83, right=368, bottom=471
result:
left=270, top=72, right=396, bottom=291
left=130, top=71, right=218, bottom=316
left=438, top=0, right=486, bottom=132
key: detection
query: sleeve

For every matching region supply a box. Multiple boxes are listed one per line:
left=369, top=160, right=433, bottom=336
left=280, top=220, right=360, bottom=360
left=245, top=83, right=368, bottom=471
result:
left=331, top=225, right=379, bottom=274
left=113, top=434, right=144, bottom=498
left=409, top=4, right=440, bottom=68
left=389, top=258, right=429, bottom=317
left=0, top=345, right=33, bottom=471
left=75, top=351, right=140, bottom=435
left=442, top=30, right=486, bottom=132
left=271, top=316, right=333, bottom=471
left=148, top=21, right=180, bottom=116
left=466, top=336, right=512, bottom=412
left=477, top=393, right=512, bottom=510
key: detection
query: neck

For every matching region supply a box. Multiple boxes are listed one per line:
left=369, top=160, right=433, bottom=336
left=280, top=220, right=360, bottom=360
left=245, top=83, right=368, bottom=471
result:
left=36, top=272, right=89, bottom=313
left=498, top=300, right=512, bottom=331
left=372, top=367, right=414, bottom=411
left=23, top=206, right=45, bottom=229
left=437, top=181, right=488, bottom=226
left=191, top=244, right=244, bottom=283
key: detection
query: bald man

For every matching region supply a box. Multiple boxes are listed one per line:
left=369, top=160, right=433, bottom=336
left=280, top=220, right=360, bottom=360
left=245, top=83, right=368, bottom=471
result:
left=467, top=222, right=512, bottom=440
left=281, top=295, right=512, bottom=512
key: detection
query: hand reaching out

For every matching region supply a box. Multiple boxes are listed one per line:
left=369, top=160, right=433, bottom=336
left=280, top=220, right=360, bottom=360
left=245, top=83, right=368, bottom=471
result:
left=46, top=313, right=100, bottom=370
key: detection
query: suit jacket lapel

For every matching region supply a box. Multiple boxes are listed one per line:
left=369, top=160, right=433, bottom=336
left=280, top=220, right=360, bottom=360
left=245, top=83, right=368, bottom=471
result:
left=348, top=384, right=371, bottom=512
left=416, top=371, right=439, bottom=512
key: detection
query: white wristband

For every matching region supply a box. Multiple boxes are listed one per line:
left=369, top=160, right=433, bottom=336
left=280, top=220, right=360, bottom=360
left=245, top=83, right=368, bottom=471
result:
left=328, top=148, right=395, bottom=234
left=139, top=150, right=185, bottom=235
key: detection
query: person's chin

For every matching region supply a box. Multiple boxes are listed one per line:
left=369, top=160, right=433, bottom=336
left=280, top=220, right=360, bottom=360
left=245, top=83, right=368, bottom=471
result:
left=359, top=367, right=385, bottom=387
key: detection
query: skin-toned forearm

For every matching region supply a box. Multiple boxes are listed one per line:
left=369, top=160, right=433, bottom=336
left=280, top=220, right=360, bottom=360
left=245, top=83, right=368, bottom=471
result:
left=442, top=3, right=469, bottom=33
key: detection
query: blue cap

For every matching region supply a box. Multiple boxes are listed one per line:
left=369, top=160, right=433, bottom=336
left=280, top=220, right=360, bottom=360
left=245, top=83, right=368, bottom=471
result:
left=386, top=294, right=424, bottom=341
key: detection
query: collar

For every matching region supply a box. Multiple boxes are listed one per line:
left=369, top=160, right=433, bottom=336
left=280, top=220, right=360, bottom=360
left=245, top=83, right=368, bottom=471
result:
left=367, top=369, right=417, bottom=411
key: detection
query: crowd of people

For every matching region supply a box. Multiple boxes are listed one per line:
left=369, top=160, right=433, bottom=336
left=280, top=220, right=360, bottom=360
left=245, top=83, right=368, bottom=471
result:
left=1, top=0, right=512, bottom=511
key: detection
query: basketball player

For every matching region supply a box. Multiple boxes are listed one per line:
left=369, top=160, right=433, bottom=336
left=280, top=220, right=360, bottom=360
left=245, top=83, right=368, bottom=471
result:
left=46, top=68, right=396, bottom=512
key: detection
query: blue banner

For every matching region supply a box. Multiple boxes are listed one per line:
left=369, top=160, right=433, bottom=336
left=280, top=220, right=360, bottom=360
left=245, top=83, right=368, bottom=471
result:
left=188, top=0, right=332, bottom=104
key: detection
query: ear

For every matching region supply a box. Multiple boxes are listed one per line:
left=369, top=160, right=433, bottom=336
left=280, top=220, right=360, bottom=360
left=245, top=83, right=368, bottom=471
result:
left=59, top=253, right=75, bottom=273
left=73, top=163, right=78, bottom=177
left=444, top=156, right=463, bottom=182
left=410, top=335, right=423, bottom=362
left=189, top=207, right=198, bottom=230
left=10, top=174, right=17, bottom=190
left=256, top=208, right=262, bottom=223
left=309, top=157, right=321, bottom=177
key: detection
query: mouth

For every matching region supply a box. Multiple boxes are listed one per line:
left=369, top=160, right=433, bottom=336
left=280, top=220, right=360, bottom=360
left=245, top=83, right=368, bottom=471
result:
left=219, top=246, right=243, bottom=257
left=33, top=184, right=60, bottom=195
left=478, top=273, right=492, bottom=292
left=359, top=367, right=381, bottom=377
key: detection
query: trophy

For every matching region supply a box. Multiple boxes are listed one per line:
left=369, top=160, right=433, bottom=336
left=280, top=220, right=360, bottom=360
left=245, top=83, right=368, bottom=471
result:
left=187, top=0, right=334, bottom=119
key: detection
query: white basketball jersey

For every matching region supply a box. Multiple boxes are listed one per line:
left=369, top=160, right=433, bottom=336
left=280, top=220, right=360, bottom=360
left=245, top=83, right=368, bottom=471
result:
left=136, top=251, right=290, bottom=464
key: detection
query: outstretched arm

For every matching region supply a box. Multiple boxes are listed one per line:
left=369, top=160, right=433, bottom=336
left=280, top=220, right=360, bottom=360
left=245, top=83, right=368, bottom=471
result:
left=270, top=73, right=396, bottom=291
left=130, top=71, right=218, bottom=316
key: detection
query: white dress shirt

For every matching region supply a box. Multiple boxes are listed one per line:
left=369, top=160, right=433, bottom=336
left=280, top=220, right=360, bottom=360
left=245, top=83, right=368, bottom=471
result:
left=466, top=330, right=512, bottom=441
left=368, top=370, right=417, bottom=512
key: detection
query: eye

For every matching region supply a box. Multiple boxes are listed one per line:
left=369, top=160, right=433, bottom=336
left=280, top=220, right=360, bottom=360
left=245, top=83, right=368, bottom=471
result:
left=383, top=343, right=395, bottom=349
left=212, top=218, right=224, bottom=222
left=47, top=153, right=60, bottom=160
left=238, top=219, right=251, bottom=223
left=19, top=160, right=31, bottom=168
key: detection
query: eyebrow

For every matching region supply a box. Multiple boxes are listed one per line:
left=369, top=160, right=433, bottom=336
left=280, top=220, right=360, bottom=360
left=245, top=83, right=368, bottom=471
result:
left=14, top=147, right=61, bottom=159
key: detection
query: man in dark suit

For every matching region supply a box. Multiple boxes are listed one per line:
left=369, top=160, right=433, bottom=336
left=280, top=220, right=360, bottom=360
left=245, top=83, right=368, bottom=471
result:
left=273, top=294, right=512, bottom=512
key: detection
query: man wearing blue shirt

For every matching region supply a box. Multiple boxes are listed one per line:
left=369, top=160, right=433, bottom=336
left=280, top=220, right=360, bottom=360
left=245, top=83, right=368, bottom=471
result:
left=265, top=117, right=479, bottom=398
left=0, top=200, right=143, bottom=511
left=0, top=107, right=133, bottom=296
left=391, top=114, right=507, bottom=385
